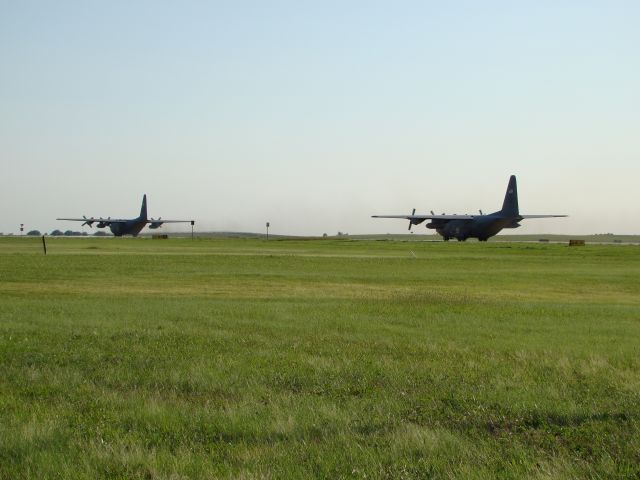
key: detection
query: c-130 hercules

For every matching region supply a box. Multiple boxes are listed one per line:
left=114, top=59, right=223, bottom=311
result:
left=373, top=175, right=566, bottom=241
left=57, top=195, right=193, bottom=237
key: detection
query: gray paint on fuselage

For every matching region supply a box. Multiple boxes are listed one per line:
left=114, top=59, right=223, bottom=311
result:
left=56, top=194, right=193, bottom=237
left=373, top=175, right=566, bottom=241
left=424, top=176, right=523, bottom=240
left=433, top=213, right=518, bottom=241
left=107, top=195, right=149, bottom=236
left=109, top=219, right=147, bottom=237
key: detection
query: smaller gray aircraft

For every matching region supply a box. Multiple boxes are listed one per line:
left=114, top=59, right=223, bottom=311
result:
left=57, top=195, right=193, bottom=237
left=372, top=175, right=566, bottom=241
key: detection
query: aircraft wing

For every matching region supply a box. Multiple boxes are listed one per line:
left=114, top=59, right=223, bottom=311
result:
left=144, top=220, right=193, bottom=223
left=56, top=217, right=125, bottom=223
left=519, top=215, right=568, bottom=219
left=372, top=214, right=475, bottom=220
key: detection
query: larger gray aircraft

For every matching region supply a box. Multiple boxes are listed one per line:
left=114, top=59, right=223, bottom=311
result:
left=373, top=175, right=566, bottom=241
left=57, top=195, right=193, bottom=236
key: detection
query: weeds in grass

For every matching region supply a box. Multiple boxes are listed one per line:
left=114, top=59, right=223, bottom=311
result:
left=1, top=238, right=639, bottom=478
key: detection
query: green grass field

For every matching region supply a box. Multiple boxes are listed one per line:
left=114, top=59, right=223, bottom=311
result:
left=1, top=237, right=639, bottom=479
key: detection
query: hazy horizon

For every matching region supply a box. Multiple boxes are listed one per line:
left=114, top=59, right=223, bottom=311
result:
left=2, top=2, right=639, bottom=236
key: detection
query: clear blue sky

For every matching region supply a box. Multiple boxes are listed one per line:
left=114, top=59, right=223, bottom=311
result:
left=1, top=1, right=638, bottom=235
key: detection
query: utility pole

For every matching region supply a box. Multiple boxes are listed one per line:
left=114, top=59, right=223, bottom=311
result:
left=266, top=222, right=270, bottom=240
left=190, top=220, right=195, bottom=240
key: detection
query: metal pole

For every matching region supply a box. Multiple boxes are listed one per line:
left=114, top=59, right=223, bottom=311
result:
left=191, top=220, right=194, bottom=240
left=266, top=222, right=270, bottom=240
left=42, top=235, right=47, bottom=255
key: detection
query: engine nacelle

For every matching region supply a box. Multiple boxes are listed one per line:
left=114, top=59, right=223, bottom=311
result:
left=148, top=222, right=163, bottom=229
left=97, top=222, right=108, bottom=228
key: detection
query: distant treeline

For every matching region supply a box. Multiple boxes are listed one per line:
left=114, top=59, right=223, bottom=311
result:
left=3, top=230, right=113, bottom=237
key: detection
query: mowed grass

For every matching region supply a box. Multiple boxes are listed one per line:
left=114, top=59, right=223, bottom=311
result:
left=1, top=237, right=639, bottom=479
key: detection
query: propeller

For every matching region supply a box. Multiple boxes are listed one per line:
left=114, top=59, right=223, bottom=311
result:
left=81, top=215, right=94, bottom=227
left=407, top=208, right=416, bottom=230
left=479, top=209, right=483, bottom=215
left=430, top=210, right=435, bottom=215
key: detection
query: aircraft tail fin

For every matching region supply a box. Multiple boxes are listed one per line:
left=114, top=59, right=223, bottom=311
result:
left=501, top=175, right=519, bottom=216
left=139, top=194, right=148, bottom=220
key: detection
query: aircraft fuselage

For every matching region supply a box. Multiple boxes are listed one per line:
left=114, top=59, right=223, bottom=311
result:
left=57, top=195, right=193, bottom=237
left=429, top=213, right=520, bottom=241
left=372, top=175, right=566, bottom=241
left=108, top=220, right=147, bottom=237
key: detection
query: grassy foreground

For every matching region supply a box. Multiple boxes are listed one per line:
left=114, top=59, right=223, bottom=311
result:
left=1, top=237, right=639, bottom=479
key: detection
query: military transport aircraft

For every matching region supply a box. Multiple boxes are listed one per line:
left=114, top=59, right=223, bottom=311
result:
left=372, top=175, right=566, bottom=241
left=57, top=195, right=193, bottom=237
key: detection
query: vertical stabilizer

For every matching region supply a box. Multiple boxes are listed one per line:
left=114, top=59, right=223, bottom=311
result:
left=139, top=194, right=148, bottom=220
left=501, top=176, right=519, bottom=216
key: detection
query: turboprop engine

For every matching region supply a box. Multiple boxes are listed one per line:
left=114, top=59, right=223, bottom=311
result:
left=148, top=218, right=164, bottom=229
